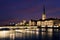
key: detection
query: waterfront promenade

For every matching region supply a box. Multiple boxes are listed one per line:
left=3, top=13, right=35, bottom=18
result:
left=0, top=26, right=37, bottom=29
left=0, top=26, right=60, bottom=30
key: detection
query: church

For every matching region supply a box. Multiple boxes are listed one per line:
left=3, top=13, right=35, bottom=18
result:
left=16, top=5, right=60, bottom=27
left=29, top=6, right=60, bottom=27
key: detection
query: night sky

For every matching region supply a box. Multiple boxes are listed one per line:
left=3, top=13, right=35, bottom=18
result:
left=0, top=0, right=60, bottom=25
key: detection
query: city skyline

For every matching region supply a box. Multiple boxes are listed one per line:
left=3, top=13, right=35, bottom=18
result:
left=0, top=0, right=60, bottom=25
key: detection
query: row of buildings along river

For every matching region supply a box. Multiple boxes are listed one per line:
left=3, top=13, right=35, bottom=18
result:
left=15, top=6, right=60, bottom=27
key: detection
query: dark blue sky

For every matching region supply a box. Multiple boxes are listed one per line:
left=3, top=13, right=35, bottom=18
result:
left=0, top=0, right=60, bottom=25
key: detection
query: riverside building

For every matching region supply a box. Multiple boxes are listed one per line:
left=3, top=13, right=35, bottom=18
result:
left=29, top=6, right=60, bottom=27
left=16, top=6, right=60, bottom=27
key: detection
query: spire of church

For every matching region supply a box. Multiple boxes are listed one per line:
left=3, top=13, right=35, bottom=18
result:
left=43, top=5, right=45, bottom=14
left=42, top=4, right=46, bottom=20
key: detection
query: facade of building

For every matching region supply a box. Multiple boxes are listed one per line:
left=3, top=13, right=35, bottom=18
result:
left=29, top=6, right=60, bottom=27
left=16, top=5, right=60, bottom=27
left=29, top=20, right=37, bottom=26
left=15, top=20, right=26, bottom=26
left=37, top=19, right=60, bottom=27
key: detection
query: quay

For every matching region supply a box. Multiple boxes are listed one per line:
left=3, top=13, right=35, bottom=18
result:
left=0, top=26, right=38, bottom=30
left=0, top=26, right=60, bottom=30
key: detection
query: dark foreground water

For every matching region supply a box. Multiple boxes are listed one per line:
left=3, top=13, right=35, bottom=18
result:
left=0, top=28, right=60, bottom=40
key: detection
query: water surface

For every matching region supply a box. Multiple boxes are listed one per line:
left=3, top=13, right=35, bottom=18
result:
left=0, top=28, right=59, bottom=40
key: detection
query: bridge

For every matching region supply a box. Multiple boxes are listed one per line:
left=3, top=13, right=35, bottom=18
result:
left=0, top=26, right=59, bottom=30
left=0, top=26, right=37, bottom=30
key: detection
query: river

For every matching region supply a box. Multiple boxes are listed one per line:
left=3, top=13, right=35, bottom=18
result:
left=0, top=28, right=59, bottom=40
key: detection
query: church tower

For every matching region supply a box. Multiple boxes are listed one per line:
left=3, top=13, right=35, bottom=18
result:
left=42, top=5, right=46, bottom=20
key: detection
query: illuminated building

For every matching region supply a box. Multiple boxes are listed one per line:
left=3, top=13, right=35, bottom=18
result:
left=42, top=5, right=46, bottom=20
left=37, top=5, right=60, bottom=27
left=29, top=20, right=37, bottom=26
left=29, top=5, right=60, bottom=27
left=15, top=20, right=26, bottom=26
left=16, top=5, right=60, bottom=27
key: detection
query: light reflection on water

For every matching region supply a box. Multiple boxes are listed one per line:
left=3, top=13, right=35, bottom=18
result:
left=0, top=28, right=59, bottom=40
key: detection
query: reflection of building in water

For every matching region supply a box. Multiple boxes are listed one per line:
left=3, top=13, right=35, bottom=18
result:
left=16, top=5, right=60, bottom=27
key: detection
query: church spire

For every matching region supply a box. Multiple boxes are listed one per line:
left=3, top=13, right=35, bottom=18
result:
left=42, top=4, right=46, bottom=20
left=43, top=4, right=45, bottom=14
